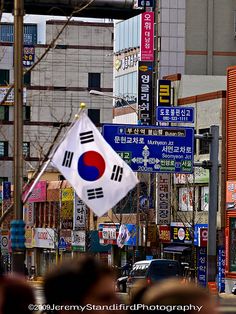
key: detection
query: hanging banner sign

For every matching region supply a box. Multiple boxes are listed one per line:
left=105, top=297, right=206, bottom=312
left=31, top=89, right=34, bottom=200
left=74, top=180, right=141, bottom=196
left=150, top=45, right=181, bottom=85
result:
left=141, top=12, right=154, bottom=61
left=73, top=193, right=87, bottom=229
left=218, top=246, right=225, bottom=293
left=72, top=230, right=86, bottom=252
left=24, top=202, right=34, bottom=226
left=156, top=174, right=171, bottom=225
left=61, top=188, right=74, bottom=202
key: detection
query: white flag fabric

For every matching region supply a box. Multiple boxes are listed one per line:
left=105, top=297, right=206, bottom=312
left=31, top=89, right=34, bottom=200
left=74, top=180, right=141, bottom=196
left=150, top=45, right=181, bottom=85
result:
left=51, top=112, right=139, bottom=217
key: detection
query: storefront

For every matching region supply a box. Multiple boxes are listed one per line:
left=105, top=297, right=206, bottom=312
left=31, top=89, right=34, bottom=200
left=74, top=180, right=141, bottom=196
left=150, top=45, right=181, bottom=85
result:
left=33, top=227, right=56, bottom=276
left=163, top=223, right=192, bottom=265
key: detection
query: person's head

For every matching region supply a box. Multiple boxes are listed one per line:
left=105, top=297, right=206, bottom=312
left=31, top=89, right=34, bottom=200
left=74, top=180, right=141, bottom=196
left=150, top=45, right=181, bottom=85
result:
left=138, top=279, right=218, bottom=314
left=44, top=255, right=118, bottom=314
left=0, top=274, right=35, bottom=314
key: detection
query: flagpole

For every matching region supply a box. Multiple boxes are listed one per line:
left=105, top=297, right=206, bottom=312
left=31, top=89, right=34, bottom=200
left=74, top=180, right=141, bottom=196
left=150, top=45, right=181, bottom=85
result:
left=22, top=103, right=86, bottom=204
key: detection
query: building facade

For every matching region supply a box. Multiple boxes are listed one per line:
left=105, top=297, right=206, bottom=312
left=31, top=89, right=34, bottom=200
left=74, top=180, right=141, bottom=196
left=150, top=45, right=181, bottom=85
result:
left=0, top=19, right=114, bottom=182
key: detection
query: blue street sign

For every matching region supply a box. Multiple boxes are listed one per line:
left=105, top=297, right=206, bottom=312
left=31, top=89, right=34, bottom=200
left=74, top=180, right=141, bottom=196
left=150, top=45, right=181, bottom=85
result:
left=103, top=124, right=194, bottom=174
left=156, top=107, right=194, bottom=123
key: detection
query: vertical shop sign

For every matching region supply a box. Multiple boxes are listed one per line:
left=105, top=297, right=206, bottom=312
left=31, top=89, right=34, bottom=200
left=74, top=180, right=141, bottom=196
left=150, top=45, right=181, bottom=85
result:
left=218, top=246, right=225, bottom=292
left=157, top=80, right=171, bottom=106
left=73, top=193, right=87, bottom=229
left=197, top=247, right=207, bottom=287
left=156, top=174, right=170, bottom=225
left=138, top=61, right=153, bottom=125
left=141, top=12, right=154, bottom=61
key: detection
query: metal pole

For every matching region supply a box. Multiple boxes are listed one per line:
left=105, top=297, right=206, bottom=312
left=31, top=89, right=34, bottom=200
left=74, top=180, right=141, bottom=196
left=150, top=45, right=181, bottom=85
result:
left=135, top=181, right=140, bottom=261
left=207, top=125, right=219, bottom=282
left=12, top=0, right=25, bottom=273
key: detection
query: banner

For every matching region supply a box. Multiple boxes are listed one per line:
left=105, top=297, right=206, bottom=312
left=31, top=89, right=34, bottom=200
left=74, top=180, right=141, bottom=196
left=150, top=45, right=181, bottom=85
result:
left=197, top=247, right=207, bottom=287
left=72, top=230, right=86, bottom=252
left=218, top=246, right=225, bottom=292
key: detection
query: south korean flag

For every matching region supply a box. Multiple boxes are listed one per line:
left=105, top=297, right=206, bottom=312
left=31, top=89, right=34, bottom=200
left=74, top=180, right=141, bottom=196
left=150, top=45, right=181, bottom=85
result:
left=51, top=112, right=139, bottom=217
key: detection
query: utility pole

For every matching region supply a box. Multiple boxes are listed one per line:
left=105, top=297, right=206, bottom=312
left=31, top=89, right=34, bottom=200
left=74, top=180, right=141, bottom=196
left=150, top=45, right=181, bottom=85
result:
left=207, top=125, right=219, bottom=282
left=11, top=0, right=25, bottom=273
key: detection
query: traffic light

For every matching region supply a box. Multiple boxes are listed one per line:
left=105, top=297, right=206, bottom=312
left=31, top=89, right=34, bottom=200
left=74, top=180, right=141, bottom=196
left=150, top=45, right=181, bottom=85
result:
left=10, top=220, right=25, bottom=250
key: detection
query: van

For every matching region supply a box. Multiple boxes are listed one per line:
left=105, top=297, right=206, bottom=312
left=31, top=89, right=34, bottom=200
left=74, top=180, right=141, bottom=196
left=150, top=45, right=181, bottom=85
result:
left=126, top=259, right=181, bottom=296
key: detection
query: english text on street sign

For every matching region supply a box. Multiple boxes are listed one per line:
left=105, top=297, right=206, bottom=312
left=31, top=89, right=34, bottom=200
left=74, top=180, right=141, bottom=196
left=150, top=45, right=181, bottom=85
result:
left=103, top=124, right=194, bottom=174
left=156, top=106, right=194, bottom=123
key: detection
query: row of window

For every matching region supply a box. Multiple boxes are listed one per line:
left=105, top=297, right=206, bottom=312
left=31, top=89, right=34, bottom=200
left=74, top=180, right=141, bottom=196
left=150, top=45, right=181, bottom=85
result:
left=0, top=141, right=30, bottom=157
left=0, top=69, right=102, bottom=89
left=0, top=23, right=37, bottom=44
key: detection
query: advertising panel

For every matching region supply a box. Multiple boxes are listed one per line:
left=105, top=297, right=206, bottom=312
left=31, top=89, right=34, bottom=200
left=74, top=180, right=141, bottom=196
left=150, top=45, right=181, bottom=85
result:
left=61, top=188, right=74, bottom=202
left=138, top=61, right=153, bottom=125
left=156, top=174, right=171, bottom=225
left=73, top=193, right=87, bottom=229
left=218, top=246, right=225, bottom=292
left=98, top=224, right=119, bottom=245
left=157, top=80, right=171, bottom=107
left=72, top=230, right=86, bottom=252
left=178, top=187, right=194, bottom=211
left=197, top=247, right=207, bottom=287
left=141, top=12, right=154, bottom=61
left=25, top=181, right=47, bottom=202
left=170, top=223, right=192, bottom=244
left=159, top=225, right=171, bottom=243
left=226, top=181, right=236, bottom=210
left=33, top=228, right=55, bottom=249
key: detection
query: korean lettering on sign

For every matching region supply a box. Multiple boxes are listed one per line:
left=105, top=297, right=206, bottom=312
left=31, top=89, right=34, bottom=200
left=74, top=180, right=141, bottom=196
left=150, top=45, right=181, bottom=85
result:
left=23, top=45, right=35, bottom=67
left=197, top=247, right=207, bottom=287
left=171, top=226, right=192, bottom=243
left=156, top=174, right=170, bottom=225
left=157, top=80, right=171, bottom=107
left=138, top=61, right=153, bottom=126
left=159, top=226, right=171, bottom=243
left=73, top=193, right=87, bottom=229
left=218, top=246, right=225, bottom=293
left=141, top=12, right=154, bottom=61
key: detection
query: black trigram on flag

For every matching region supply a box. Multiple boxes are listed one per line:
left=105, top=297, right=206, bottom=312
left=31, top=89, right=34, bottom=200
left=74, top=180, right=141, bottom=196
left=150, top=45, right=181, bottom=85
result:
left=87, top=187, right=104, bottom=200
left=62, top=150, right=74, bottom=168
left=80, top=131, right=94, bottom=144
left=111, top=165, right=123, bottom=182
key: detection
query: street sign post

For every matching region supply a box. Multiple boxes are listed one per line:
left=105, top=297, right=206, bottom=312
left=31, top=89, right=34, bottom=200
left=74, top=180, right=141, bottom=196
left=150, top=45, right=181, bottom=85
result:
left=103, top=124, right=194, bottom=174
left=156, top=107, right=194, bottom=123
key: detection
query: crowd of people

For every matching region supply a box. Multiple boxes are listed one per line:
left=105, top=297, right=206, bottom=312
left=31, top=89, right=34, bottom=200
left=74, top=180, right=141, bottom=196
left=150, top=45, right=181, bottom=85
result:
left=0, top=256, right=219, bottom=314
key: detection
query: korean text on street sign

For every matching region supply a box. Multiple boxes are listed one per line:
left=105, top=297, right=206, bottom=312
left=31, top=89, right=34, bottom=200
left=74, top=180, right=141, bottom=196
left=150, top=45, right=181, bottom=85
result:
left=156, top=106, right=194, bottom=123
left=102, top=124, right=194, bottom=174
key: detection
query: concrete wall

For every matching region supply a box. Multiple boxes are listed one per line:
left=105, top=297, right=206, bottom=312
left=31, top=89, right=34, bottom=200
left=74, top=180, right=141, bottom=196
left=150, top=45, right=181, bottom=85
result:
left=186, top=0, right=236, bottom=75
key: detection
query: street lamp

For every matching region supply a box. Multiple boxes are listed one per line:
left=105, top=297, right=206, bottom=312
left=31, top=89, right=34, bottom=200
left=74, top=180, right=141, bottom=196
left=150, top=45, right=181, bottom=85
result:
left=89, top=90, right=139, bottom=116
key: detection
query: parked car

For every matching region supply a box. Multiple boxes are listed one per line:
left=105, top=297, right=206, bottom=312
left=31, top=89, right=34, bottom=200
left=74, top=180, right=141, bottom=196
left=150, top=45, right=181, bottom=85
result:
left=231, top=283, right=236, bottom=295
left=126, top=259, right=181, bottom=296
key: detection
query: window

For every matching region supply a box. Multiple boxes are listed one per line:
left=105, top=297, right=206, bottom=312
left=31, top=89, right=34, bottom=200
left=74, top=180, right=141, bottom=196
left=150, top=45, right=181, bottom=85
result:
left=0, top=141, right=8, bottom=157
left=178, top=187, right=193, bottom=211
left=0, top=69, right=9, bottom=85
left=0, top=23, right=37, bottom=44
left=23, top=72, right=31, bottom=86
left=88, top=73, right=101, bottom=90
left=199, top=128, right=210, bottom=155
left=23, top=106, right=31, bottom=121
left=0, top=106, right=9, bottom=121
left=23, top=142, right=30, bottom=157
left=88, top=109, right=100, bottom=125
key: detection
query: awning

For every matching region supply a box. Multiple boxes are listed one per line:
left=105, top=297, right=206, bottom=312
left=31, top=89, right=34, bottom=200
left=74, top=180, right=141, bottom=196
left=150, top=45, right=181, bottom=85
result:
left=163, top=245, right=191, bottom=254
